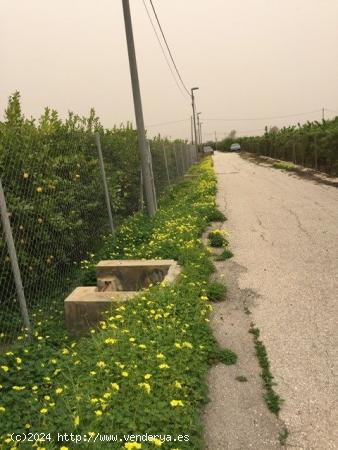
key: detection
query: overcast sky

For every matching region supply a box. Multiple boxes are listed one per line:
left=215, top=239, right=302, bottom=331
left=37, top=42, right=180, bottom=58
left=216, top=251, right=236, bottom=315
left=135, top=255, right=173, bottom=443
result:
left=1, top=0, right=338, bottom=140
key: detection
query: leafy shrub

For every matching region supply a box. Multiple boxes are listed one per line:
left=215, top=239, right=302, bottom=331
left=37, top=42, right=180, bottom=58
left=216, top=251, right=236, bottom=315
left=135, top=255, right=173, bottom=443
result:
left=215, top=249, right=234, bottom=260
left=218, top=348, right=238, bottom=365
left=208, top=229, right=228, bottom=247
left=206, top=281, right=227, bottom=302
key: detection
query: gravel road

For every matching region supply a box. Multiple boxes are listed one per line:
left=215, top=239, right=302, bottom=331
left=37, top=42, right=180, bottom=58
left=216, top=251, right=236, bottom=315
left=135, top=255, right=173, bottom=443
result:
left=210, top=152, right=338, bottom=450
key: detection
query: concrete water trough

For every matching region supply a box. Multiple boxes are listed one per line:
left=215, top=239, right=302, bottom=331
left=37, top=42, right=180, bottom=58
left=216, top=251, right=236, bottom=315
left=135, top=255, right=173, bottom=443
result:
left=65, top=259, right=180, bottom=336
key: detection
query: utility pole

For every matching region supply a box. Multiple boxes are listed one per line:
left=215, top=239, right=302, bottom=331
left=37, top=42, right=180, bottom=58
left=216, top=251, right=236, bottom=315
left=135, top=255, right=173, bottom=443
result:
left=191, top=87, right=199, bottom=158
left=322, top=107, right=325, bottom=121
left=199, top=122, right=203, bottom=146
left=215, top=131, right=217, bottom=150
left=122, top=0, right=156, bottom=216
left=197, top=112, right=201, bottom=146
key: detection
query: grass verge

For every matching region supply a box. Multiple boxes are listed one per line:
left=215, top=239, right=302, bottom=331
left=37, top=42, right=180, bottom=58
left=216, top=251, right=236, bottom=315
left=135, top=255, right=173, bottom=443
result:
left=0, top=158, right=234, bottom=450
left=272, top=161, right=297, bottom=171
left=249, top=323, right=282, bottom=415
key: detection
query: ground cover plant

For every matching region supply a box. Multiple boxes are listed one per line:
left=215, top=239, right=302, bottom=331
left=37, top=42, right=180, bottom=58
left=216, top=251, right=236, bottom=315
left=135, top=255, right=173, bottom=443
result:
left=207, top=230, right=228, bottom=248
left=249, top=324, right=282, bottom=415
left=0, top=158, right=232, bottom=450
left=272, top=161, right=297, bottom=171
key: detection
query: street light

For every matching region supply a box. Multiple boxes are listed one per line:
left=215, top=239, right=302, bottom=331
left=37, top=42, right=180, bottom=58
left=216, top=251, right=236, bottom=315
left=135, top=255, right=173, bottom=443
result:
left=191, top=87, right=199, bottom=159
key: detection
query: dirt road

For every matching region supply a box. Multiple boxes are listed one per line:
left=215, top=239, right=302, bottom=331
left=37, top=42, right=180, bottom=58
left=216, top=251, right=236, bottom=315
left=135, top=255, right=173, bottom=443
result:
left=205, top=152, right=338, bottom=450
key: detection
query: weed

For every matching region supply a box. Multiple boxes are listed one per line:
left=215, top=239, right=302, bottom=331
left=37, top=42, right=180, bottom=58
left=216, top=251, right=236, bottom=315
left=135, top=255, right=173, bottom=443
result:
left=208, top=229, right=228, bottom=247
left=207, top=208, right=227, bottom=222
left=273, top=161, right=297, bottom=171
left=249, top=323, right=282, bottom=415
left=206, top=281, right=227, bottom=302
left=217, top=348, right=238, bottom=365
left=235, top=375, right=248, bottom=382
left=215, top=249, right=233, bottom=260
left=279, top=427, right=289, bottom=446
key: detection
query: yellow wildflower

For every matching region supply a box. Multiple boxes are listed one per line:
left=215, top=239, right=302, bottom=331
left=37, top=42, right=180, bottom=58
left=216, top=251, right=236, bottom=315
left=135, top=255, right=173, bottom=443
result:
left=159, top=364, right=169, bottom=369
left=124, top=443, right=142, bottom=450
left=150, top=437, right=162, bottom=447
left=170, top=399, right=184, bottom=407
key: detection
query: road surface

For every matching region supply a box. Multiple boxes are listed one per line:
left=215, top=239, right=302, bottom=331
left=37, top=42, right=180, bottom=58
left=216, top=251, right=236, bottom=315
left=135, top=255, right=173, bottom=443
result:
left=207, top=152, right=338, bottom=450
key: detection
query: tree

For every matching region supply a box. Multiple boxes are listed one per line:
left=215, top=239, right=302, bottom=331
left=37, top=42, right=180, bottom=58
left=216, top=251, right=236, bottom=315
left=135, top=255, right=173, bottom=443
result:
left=228, top=129, right=236, bottom=139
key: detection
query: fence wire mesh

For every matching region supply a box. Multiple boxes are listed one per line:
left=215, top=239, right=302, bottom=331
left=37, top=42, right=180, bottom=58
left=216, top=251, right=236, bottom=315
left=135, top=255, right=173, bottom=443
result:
left=0, top=108, right=196, bottom=345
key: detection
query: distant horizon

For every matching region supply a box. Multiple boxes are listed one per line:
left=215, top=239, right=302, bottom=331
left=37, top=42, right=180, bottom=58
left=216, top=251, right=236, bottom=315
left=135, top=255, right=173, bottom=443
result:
left=2, top=0, right=338, bottom=139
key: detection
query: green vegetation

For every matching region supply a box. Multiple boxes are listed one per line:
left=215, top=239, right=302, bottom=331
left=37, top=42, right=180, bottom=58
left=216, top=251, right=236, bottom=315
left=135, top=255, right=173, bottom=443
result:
left=235, top=375, right=248, bottom=382
left=215, top=249, right=233, bottom=261
left=0, top=92, right=187, bottom=340
left=272, top=161, right=297, bottom=171
left=249, top=324, right=282, bottom=415
left=0, top=158, right=237, bottom=450
left=217, top=349, right=238, bottom=365
left=279, top=427, right=289, bottom=446
left=207, top=208, right=226, bottom=222
left=219, top=117, right=338, bottom=175
left=205, top=281, right=227, bottom=302
left=208, top=229, right=228, bottom=248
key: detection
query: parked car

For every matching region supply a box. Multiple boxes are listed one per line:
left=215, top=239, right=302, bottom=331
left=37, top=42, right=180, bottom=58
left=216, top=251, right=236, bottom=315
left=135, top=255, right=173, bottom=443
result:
left=202, top=146, right=214, bottom=155
left=230, top=143, right=241, bottom=152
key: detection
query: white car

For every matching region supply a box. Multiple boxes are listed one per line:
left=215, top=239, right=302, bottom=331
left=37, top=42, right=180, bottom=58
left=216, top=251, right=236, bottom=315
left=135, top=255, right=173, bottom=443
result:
left=202, top=146, right=214, bottom=155
left=230, top=143, right=241, bottom=152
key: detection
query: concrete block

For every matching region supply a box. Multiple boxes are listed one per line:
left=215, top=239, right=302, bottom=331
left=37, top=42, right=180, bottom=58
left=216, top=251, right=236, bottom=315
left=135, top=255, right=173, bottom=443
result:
left=64, top=287, right=135, bottom=336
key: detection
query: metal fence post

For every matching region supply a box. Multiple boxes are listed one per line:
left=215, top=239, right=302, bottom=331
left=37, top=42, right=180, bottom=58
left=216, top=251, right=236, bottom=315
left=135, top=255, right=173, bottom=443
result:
left=180, top=143, right=186, bottom=174
left=147, top=142, right=157, bottom=210
left=0, top=178, right=31, bottom=334
left=173, top=143, right=180, bottom=178
left=162, top=142, right=170, bottom=186
left=95, top=133, right=115, bottom=234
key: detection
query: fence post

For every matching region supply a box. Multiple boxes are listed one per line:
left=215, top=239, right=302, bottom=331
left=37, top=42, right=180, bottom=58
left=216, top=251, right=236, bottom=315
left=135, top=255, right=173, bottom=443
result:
left=162, top=142, right=170, bottom=186
left=173, top=143, right=180, bottom=178
left=0, top=178, right=31, bottom=334
left=147, top=142, right=157, bottom=210
left=95, top=133, right=115, bottom=234
left=180, top=143, right=186, bottom=174
left=139, top=167, right=144, bottom=210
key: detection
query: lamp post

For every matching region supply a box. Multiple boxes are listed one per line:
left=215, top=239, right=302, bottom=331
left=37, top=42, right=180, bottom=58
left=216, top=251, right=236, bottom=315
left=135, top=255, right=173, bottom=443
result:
left=191, top=87, right=199, bottom=158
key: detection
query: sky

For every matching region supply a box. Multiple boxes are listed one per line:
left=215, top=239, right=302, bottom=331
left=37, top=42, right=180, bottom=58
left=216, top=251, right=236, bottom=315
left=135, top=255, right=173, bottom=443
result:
left=1, top=0, right=338, bottom=141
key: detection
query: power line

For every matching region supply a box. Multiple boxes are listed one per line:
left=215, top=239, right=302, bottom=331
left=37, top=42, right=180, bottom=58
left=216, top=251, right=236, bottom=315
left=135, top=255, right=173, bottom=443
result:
left=146, top=118, right=190, bottom=128
left=141, top=0, right=189, bottom=101
left=202, top=109, right=322, bottom=122
left=148, top=0, right=191, bottom=96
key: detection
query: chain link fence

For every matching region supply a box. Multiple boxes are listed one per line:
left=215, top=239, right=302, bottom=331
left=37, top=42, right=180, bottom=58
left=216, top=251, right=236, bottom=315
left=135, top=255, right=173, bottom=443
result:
left=0, top=106, right=197, bottom=345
